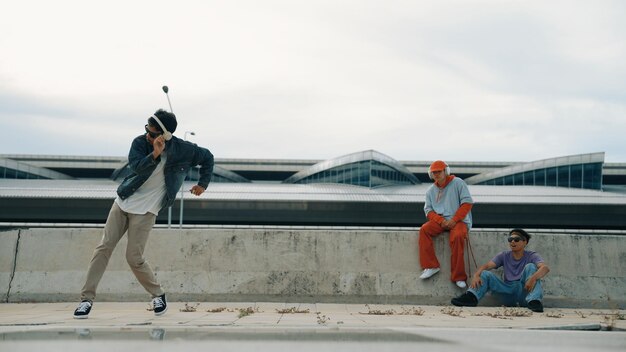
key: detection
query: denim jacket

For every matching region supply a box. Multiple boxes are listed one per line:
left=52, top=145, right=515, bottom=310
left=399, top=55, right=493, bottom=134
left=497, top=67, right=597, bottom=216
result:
left=117, top=134, right=214, bottom=210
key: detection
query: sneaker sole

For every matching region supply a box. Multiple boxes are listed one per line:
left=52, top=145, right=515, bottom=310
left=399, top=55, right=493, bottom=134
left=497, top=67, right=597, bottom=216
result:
left=154, top=306, right=168, bottom=316
left=451, top=297, right=477, bottom=307
left=73, top=315, right=89, bottom=319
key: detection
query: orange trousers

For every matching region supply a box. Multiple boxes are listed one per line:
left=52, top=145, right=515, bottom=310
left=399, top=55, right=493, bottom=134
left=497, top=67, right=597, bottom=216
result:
left=418, top=220, right=468, bottom=282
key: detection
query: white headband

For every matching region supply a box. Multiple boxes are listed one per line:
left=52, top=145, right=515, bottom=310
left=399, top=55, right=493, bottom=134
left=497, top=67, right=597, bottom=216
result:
left=151, top=114, right=169, bottom=134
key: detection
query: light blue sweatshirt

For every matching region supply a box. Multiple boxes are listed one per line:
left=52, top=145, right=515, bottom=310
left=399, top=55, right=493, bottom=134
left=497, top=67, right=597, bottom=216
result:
left=424, top=177, right=474, bottom=229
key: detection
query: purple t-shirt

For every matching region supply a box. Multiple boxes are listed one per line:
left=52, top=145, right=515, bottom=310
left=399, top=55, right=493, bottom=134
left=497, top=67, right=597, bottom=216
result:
left=491, top=250, right=544, bottom=282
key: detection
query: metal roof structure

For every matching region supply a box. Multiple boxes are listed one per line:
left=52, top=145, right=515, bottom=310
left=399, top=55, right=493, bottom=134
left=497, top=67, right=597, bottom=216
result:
left=3, top=152, right=626, bottom=185
left=283, top=150, right=420, bottom=186
left=2, top=151, right=626, bottom=229
left=2, top=179, right=626, bottom=204
left=2, top=179, right=625, bottom=229
left=465, top=152, right=605, bottom=187
left=0, top=157, right=74, bottom=180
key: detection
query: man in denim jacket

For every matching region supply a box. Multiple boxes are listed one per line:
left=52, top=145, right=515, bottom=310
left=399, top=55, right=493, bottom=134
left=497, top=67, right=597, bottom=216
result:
left=73, top=109, right=214, bottom=319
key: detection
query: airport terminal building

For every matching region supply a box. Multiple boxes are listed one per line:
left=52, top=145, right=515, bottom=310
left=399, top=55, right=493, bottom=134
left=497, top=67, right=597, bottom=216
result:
left=1, top=151, right=626, bottom=229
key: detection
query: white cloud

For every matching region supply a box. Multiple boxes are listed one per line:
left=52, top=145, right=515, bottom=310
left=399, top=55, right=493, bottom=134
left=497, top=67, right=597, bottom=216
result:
left=1, top=0, right=625, bottom=163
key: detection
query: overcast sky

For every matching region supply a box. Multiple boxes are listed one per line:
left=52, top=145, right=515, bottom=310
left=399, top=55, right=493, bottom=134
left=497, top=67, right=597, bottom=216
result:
left=1, top=0, right=624, bottom=163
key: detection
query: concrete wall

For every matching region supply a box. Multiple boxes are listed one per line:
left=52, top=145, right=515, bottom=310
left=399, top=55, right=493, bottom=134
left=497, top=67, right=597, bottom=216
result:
left=1, top=228, right=625, bottom=308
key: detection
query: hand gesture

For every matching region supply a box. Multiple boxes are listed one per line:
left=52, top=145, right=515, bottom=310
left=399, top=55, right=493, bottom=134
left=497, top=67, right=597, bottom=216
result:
left=152, top=136, right=166, bottom=158
left=190, top=185, right=206, bottom=196
left=441, top=219, right=457, bottom=230
left=470, top=274, right=482, bottom=289
left=524, top=276, right=537, bottom=291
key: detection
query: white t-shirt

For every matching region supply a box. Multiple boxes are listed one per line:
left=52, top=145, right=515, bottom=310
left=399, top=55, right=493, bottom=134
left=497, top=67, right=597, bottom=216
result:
left=116, top=152, right=167, bottom=215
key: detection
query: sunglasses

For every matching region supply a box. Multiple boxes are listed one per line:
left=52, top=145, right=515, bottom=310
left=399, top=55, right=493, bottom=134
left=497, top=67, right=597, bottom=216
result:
left=145, top=124, right=162, bottom=138
left=507, top=236, right=524, bottom=243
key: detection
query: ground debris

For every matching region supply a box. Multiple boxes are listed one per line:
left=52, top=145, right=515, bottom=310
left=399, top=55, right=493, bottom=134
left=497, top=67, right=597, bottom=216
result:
left=398, top=306, right=425, bottom=316
left=237, top=306, right=260, bottom=318
left=359, top=304, right=395, bottom=315
left=440, top=306, right=465, bottom=317
left=316, top=312, right=330, bottom=325
left=472, top=306, right=532, bottom=319
left=207, top=307, right=229, bottom=313
left=276, top=307, right=310, bottom=314
left=545, top=310, right=564, bottom=318
left=179, top=303, right=200, bottom=312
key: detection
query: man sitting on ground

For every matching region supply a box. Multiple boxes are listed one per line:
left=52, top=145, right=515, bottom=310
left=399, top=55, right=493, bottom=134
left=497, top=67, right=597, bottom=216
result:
left=451, top=228, right=549, bottom=312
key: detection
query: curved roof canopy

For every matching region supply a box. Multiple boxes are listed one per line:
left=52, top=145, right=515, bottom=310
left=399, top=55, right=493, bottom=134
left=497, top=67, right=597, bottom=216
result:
left=464, top=152, right=604, bottom=190
left=283, top=150, right=420, bottom=187
left=0, top=157, right=73, bottom=180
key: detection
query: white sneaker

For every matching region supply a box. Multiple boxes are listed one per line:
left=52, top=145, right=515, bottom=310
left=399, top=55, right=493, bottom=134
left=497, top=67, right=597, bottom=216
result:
left=420, top=268, right=441, bottom=279
left=455, top=281, right=467, bottom=289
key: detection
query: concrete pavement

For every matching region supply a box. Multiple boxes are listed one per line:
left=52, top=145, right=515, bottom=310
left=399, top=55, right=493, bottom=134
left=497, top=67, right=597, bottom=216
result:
left=1, top=302, right=625, bottom=352
left=1, top=302, right=624, bottom=331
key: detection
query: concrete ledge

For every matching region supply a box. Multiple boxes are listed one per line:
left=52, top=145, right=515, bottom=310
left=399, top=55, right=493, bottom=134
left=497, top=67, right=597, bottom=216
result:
left=1, top=228, right=624, bottom=308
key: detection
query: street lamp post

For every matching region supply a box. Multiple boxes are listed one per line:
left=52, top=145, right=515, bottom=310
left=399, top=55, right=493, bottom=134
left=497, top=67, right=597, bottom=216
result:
left=179, top=131, right=195, bottom=228
left=162, top=86, right=174, bottom=229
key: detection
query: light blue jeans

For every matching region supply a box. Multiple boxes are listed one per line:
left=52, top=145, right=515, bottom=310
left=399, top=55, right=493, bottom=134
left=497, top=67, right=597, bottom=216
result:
left=468, top=263, right=543, bottom=307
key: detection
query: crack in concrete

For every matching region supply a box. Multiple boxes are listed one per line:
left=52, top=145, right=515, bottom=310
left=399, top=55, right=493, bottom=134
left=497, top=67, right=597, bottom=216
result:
left=0, top=322, right=49, bottom=326
left=5, top=229, right=21, bottom=303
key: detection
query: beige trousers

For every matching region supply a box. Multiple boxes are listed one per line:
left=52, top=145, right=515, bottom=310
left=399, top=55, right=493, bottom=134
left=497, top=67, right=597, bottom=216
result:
left=80, top=202, right=164, bottom=301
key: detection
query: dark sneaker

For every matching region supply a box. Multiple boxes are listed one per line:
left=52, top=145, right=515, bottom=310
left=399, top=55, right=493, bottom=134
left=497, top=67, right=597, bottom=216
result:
left=527, top=300, right=544, bottom=312
left=152, top=294, right=167, bottom=316
left=73, top=300, right=92, bottom=319
left=451, top=292, right=478, bottom=307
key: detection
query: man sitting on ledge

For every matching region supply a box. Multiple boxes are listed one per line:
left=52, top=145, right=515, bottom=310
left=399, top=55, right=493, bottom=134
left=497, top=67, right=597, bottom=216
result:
left=418, top=160, right=474, bottom=289
left=451, top=228, right=550, bottom=312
